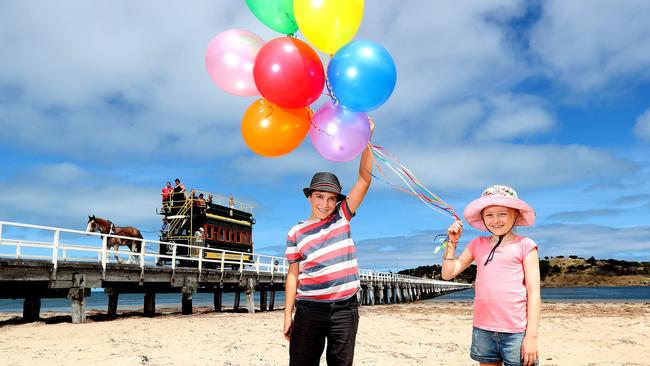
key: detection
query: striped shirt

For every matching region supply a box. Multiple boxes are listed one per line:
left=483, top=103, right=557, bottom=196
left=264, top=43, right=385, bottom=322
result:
left=285, top=200, right=360, bottom=302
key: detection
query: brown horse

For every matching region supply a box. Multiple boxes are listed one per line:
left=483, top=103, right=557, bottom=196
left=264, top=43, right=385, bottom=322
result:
left=86, top=215, right=143, bottom=264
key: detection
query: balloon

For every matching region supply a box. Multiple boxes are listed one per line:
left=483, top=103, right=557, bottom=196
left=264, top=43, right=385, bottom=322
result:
left=205, top=29, right=265, bottom=96
left=253, top=37, right=324, bottom=108
left=309, top=100, right=370, bottom=162
left=328, top=40, right=397, bottom=112
left=242, top=98, right=311, bottom=157
left=245, top=0, right=298, bottom=34
left=294, top=0, right=364, bottom=54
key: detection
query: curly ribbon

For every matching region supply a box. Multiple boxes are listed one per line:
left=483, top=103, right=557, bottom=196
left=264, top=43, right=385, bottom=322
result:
left=432, top=234, right=451, bottom=254
left=323, top=56, right=340, bottom=105
left=369, top=144, right=458, bottom=253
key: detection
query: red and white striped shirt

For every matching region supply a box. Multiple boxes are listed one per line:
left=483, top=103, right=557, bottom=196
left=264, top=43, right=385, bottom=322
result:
left=285, top=200, right=360, bottom=302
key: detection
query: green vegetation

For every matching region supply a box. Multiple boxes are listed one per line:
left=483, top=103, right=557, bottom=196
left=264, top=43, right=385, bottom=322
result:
left=400, top=256, right=650, bottom=286
left=398, top=264, right=476, bottom=283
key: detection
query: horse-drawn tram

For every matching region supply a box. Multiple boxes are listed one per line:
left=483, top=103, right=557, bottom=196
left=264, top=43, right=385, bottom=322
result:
left=159, top=189, right=255, bottom=268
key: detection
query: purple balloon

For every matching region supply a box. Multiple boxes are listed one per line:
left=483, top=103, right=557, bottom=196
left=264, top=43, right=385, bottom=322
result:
left=309, top=100, right=370, bottom=162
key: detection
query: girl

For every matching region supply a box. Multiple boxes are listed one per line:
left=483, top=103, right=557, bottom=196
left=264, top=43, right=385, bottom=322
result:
left=442, top=185, right=540, bottom=366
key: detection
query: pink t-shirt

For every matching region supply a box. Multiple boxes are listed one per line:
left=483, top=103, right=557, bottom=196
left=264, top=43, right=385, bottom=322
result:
left=467, top=235, right=538, bottom=333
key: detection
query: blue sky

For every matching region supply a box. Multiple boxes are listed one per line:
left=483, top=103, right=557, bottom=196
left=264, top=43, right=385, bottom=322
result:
left=1, top=1, right=649, bottom=271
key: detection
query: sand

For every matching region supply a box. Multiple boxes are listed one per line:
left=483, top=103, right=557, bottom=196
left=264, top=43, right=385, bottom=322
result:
left=0, top=302, right=648, bottom=366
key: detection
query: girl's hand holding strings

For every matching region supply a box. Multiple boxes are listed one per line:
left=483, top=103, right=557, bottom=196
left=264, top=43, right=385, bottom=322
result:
left=447, top=219, right=463, bottom=248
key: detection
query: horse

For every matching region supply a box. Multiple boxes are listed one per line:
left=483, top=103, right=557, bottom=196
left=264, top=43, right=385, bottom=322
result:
left=86, top=215, right=143, bottom=264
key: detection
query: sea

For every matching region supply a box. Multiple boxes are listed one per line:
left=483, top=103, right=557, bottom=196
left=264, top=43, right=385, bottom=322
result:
left=0, top=286, right=648, bottom=313
left=427, top=286, right=650, bottom=303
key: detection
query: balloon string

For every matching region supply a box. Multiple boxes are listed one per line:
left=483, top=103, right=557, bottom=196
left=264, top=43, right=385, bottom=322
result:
left=257, top=98, right=273, bottom=119
left=369, top=144, right=459, bottom=220
left=324, top=58, right=340, bottom=105
left=309, top=115, right=333, bottom=137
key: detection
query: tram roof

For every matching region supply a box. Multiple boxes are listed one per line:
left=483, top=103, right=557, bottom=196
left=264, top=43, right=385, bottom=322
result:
left=190, top=189, right=254, bottom=215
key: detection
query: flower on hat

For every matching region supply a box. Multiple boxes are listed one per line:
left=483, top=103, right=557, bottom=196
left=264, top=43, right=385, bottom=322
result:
left=482, top=185, right=518, bottom=199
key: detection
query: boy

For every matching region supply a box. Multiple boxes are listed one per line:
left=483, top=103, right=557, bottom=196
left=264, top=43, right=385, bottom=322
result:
left=284, top=141, right=373, bottom=366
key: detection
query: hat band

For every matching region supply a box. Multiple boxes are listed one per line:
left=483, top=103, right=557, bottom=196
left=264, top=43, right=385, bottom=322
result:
left=310, top=181, right=341, bottom=193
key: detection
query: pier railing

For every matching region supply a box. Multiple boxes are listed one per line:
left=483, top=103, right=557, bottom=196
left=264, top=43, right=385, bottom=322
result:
left=0, top=220, right=471, bottom=287
left=0, top=220, right=287, bottom=279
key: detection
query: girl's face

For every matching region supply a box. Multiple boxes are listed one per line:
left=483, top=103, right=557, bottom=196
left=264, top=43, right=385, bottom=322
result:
left=481, top=206, right=518, bottom=236
left=308, top=191, right=338, bottom=220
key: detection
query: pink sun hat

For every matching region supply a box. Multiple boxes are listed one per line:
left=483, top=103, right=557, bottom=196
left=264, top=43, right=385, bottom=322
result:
left=463, top=185, right=536, bottom=231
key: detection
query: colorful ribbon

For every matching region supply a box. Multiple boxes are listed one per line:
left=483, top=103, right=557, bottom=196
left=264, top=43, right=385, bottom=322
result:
left=369, top=144, right=458, bottom=253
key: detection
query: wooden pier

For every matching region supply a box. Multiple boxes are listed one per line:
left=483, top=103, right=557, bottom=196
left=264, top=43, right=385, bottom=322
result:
left=0, top=221, right=471, bottom=323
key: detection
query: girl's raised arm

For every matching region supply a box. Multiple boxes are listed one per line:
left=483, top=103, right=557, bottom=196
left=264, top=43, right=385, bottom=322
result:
left=441, top=219, right=474, bottom=280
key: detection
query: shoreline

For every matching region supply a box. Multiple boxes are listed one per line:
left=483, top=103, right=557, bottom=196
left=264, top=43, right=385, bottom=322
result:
left=2, top=297, right=650, bottom=318
left=2, top=298, right=649, bottom=315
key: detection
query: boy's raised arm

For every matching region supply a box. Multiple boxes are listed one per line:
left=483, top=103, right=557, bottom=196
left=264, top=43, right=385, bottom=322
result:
left=346, top=121, right=374, bottom=214
left=346, top=144, right=372, bottom=214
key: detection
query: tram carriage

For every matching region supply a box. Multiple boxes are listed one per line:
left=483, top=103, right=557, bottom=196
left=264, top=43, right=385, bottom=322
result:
left=158, top=189, right=254, bottom=267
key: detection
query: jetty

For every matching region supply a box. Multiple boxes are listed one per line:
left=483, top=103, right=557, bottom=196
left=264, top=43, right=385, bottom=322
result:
left=0, top=221, right=471, bottom=323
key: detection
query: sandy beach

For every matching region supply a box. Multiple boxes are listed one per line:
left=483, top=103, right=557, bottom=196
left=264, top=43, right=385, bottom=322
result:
left=0, top=302, right=648, bottom=366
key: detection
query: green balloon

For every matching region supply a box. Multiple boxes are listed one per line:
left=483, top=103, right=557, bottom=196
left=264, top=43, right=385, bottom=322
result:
left=245, top=0, right=298, bottom=35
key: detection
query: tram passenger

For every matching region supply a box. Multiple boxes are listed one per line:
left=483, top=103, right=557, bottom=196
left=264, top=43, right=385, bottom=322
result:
left=196, top=193, right=205, bottom=207
left=161, top=181, right=173, bottom=211
left=196, top=193, right=207, bottom=214
left=192, top=227, right=205, bottom=257
left=283, top=122, right=374, bottom=366
left=174, top=178, right=186, bottom=194
left=172, top=178, right=186, bottom=214
left=160, top=217, right=170, bottom=237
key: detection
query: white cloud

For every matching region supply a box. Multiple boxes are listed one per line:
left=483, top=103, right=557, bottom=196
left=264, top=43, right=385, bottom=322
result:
left=0, top=163, right=161, bottom=233
left=530, top=0, right=650, bottom=91
left=634, top=109, right=650, bottom=143
left=366, top=143, right=633, bottom=191
left=221, top=137, right=634, bottom=193
left=359, top=0, right=528, bottom=117
left=0, top=1, right=274, bottom=160
left=473, top=94, right=555, bottom=141
left=526, top=224, right=650, bottom=260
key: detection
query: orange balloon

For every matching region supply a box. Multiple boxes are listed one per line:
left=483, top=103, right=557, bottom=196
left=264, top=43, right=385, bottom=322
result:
left=241, top=98, right=311, bottom=157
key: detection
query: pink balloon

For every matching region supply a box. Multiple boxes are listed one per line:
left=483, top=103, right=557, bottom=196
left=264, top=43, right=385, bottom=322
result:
left=309, top=100, right=370, bottom=162
left=205, top=29, right=265, bottom=96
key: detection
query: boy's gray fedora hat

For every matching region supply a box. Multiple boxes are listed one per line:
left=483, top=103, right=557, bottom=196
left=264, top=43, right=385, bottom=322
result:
left=303, top=172, right=346, bottom=202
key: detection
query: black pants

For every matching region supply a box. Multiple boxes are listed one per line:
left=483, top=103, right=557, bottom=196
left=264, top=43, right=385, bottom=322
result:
left=290, top=296, right=360, bottom=366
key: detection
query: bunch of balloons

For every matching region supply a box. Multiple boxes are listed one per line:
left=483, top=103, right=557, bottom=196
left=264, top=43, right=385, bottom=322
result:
left=205, top=0, right=396, bottom=161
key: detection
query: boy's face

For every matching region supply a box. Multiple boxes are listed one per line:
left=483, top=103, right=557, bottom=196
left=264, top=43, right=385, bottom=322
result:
left=308, top=190, right=338, bottom=220
left=481, top=205, right=518, bottom=236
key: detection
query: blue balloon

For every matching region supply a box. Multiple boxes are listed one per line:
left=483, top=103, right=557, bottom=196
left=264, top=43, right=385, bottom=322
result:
left=327, top=40, right=397, bottom=112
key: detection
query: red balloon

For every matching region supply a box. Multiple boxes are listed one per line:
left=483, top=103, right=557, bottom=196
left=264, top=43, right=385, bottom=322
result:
left=253, top=37, right=325, bottom=108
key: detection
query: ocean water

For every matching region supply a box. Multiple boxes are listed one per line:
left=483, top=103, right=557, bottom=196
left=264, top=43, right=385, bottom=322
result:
left=0, top=291, right=287, bottom=313
left=1, top=286, right=648, bottom=313
left=428, top=286, right=650, bottom=302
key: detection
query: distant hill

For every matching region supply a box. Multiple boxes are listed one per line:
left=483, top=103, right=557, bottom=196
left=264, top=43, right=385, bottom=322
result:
left=398, top=256, right=650, bottom=287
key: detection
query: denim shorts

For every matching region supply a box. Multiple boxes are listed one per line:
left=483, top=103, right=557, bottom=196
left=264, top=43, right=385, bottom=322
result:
left=470, top=327, right=538, bottom=366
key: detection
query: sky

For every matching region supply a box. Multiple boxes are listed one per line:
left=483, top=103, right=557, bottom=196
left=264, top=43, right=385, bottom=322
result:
left=1, top=0, right=649, bottom=272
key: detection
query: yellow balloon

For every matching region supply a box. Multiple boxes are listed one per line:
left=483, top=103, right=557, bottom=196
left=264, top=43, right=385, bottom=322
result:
left=294, top=0, right=364, bottom=55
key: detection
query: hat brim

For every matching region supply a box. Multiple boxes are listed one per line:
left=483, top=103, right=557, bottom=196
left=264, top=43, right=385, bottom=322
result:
left=463, top=196, right=535, bottom=231
left=303, top=188, right=346, bottom=202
